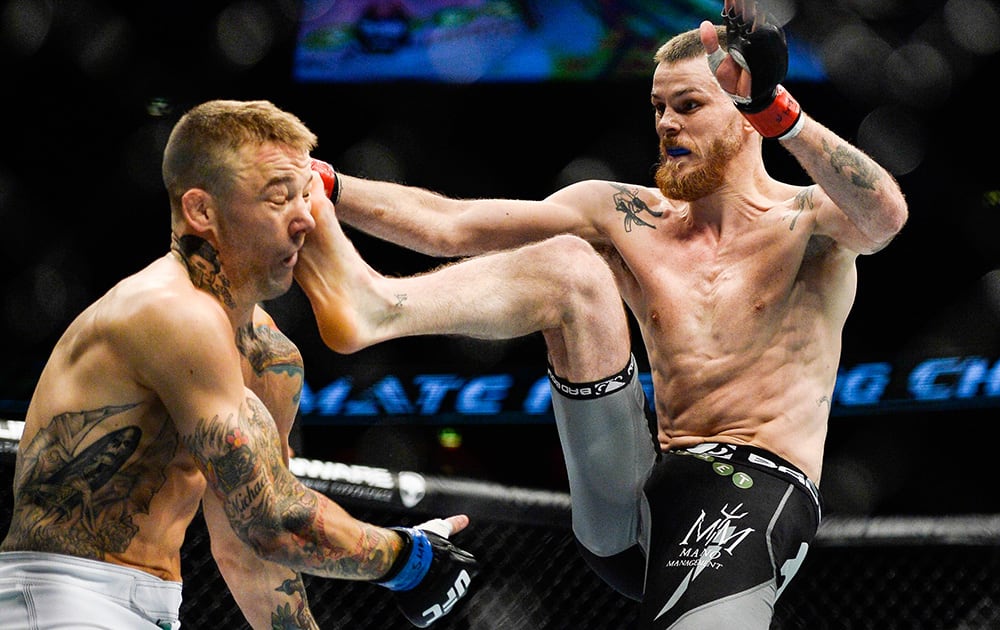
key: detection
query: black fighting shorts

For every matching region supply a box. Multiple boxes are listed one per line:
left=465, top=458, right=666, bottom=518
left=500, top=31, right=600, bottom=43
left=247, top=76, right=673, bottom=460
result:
left=640, top=443, right=822, bottom=629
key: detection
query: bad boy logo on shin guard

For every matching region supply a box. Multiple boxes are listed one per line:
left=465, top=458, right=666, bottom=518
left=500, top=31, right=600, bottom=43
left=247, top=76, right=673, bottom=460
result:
left=654, top=503, right=755, bottom=620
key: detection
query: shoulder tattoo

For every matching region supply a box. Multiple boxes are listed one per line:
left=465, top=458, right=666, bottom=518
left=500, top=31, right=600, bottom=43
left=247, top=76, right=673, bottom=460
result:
left=237, top=323, right=304, bottom=378
left=610, top=183, right=662, bottom=232
left=788, top=186, right=816, bottom=230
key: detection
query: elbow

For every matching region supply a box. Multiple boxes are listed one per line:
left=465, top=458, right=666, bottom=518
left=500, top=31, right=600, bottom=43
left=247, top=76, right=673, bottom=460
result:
left=881, top=195, right=909, bottom=248
left=422, top=232, right=471, bottom=258
left=424, top=219, right=490, bottom=258
left=240, top=509, right=313, bottom=565
left=245, top=530, right=284, bottom=560
left=864, top=192, right=909, bottom=254
left=885, top=191, right=909, bottom=237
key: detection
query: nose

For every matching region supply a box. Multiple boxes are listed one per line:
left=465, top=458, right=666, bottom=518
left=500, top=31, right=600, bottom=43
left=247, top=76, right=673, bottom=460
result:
left=658, top=111, right=682, bottom=135
left=291, top=198, right=316, bottom=238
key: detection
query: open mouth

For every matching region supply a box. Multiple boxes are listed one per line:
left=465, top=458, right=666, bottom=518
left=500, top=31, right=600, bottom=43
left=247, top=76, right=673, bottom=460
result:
left=666, top=147, right=691, bottom=157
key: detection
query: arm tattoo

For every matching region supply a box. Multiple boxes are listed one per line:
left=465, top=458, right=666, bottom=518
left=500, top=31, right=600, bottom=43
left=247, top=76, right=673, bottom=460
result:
left=184, top=398, right=307, bottom=540
left=272, top=576, right=318, bottom=629
left=184, top=398, right=391, bottom=576
left=236, top=323, right=305, bottom=407
left=611, top=183, right=662, bottom=232
left=236, top=323, right=304, bottom=380
left=821, top=139, right=878, bottom=191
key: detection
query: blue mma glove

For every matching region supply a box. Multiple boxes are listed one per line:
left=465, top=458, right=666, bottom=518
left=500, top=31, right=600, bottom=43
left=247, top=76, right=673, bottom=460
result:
left=376, top=519, right=479, bottom=627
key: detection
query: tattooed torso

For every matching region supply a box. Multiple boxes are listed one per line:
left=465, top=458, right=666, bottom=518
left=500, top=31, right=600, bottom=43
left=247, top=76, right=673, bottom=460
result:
left=1, top=255, right=305, bottom=585
left=588, top=182, right=859, bottom=483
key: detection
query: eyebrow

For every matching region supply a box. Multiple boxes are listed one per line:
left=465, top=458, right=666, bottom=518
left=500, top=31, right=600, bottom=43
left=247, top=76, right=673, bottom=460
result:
left=261, top=174, right=300, bottom=193
left=652, top=86, right=701, bottom=103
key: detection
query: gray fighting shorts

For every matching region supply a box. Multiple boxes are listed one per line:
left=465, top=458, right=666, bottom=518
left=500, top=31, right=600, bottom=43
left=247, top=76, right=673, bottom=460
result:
left=0, top=551, right=183, bottom=629
left=548, top=354, right=658, bottom=558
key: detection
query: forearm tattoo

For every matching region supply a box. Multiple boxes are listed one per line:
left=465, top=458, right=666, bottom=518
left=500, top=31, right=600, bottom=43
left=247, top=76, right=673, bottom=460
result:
left=184, top=397, right=393, bottom=577
left=272, top=576, right=318, bottom=629
left=1, top=403, right=177, bottom=558
left=821, top=139, right=877, bottom=191
left=611, top=183, right=662, bottom=232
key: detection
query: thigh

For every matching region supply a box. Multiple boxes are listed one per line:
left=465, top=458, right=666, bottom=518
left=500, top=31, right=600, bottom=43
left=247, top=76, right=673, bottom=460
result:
left=639, top=450, right=818, bottom=630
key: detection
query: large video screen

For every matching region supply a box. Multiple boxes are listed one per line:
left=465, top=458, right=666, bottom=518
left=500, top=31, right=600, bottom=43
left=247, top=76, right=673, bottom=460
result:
left=293, top=0, right=826, bottom=83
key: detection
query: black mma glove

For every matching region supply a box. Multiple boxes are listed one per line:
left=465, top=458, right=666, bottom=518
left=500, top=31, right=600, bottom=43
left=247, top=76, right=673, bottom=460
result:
left=310, top=158, right=342, bottom=203
left=376, top=519, right=479, bottom=627
left=710, top=4, right=803, bottom=139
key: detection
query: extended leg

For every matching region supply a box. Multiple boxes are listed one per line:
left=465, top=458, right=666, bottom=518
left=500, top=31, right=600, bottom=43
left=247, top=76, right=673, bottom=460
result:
left=296, top=200, right=654, bottom=597
left=296, top=196, right=629, bottom=380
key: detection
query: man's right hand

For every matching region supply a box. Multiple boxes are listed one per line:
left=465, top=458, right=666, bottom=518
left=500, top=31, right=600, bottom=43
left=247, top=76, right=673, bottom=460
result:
left=701, top=0, right=803, bottom=139
left=377, top=515, right=479, bottom=627
left=310, top=158, right=341, bottom=203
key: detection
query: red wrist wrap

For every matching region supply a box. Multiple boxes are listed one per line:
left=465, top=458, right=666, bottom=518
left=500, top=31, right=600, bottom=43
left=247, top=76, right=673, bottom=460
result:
left=741, top=85, right=801, bottom=139
left=310, top=158, right=341, bottom=203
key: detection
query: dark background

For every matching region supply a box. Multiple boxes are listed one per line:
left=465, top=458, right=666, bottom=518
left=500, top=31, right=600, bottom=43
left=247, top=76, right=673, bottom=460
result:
left=1, top=0, right=998, bottom=518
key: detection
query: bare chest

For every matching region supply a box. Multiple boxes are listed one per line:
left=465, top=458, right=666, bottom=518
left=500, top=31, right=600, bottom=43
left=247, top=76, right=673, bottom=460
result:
left=611, top=217, right=815, bottom=354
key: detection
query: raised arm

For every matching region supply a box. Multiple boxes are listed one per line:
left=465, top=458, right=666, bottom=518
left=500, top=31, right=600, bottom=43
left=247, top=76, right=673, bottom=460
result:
left=701, top=0, right=908, bottom=253
left=777, top=116, right=907, bottom=253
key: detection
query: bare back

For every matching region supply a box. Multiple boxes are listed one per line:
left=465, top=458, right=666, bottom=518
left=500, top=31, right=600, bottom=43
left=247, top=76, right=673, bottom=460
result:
left=0, top=255, right=303, bottom=581
left=585, top=182, right=858, bottom=482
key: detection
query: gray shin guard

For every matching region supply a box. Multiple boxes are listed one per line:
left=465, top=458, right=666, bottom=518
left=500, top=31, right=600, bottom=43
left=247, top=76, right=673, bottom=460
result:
left=549, top=356, right=657, bottom=558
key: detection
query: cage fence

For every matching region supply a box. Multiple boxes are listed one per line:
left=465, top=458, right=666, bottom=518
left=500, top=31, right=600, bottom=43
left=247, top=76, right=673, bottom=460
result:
left=2, top=422, right=999, bottom=629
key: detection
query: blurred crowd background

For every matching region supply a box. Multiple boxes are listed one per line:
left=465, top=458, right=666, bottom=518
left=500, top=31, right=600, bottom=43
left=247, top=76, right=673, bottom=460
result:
left=1, top=0, right=998, bottom=518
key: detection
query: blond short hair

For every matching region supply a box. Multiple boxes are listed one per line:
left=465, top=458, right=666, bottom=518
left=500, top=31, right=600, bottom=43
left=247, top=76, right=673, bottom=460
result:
left=654, top=25, right=727, bottom=64
left=162, top=99, right=318, bottom=211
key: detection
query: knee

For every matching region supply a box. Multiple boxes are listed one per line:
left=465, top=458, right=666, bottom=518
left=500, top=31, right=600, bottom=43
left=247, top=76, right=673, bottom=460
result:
left=575, top=540, right=646, bottom=601
left=526, top=235, right=618, bottom=303
left=536, top=235, right=607, bottom=274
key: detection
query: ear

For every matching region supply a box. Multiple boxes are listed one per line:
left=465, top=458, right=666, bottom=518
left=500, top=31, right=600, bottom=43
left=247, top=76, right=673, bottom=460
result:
left=180, top=188, right=216, bottom=233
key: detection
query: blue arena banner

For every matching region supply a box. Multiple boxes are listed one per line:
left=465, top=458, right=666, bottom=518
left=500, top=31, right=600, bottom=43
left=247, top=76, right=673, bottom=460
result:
left=298, top=354, right=1000, bottom=425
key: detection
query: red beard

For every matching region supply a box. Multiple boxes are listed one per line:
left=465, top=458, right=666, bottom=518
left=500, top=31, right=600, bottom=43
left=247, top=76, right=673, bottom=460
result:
left=654, top=133, right=742, bottom=201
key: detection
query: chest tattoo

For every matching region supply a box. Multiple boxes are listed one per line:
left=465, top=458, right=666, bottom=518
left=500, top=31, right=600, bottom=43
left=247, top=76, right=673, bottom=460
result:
left=788, top=187, right=816, bottom=231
